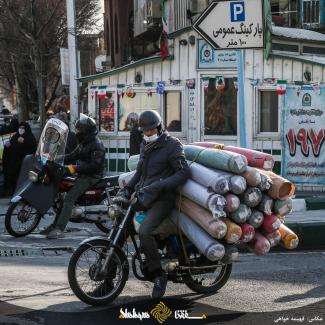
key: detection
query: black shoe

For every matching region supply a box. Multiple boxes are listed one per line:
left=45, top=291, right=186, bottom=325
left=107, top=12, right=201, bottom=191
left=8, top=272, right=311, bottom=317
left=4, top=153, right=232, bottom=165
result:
left=39, top=224, right=55, bottom=235
left=152, top=274, right=168, bottom=299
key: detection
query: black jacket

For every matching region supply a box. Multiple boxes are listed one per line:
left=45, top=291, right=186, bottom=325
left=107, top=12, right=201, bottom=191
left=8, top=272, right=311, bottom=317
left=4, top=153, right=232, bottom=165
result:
left=129, top=125, right=143, bottom=157
left=127, top=132, right=190, bottom=206
left=65, top=135, right=105, bottom=178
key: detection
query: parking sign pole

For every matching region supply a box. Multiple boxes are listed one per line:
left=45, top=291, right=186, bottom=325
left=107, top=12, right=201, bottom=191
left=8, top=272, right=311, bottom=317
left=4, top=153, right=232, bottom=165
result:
left=237, top=49, right=247, bottom=148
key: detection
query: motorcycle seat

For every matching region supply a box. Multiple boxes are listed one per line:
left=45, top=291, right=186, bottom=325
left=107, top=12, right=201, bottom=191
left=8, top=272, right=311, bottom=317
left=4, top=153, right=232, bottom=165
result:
left=91, top=175, right=119, bottom=189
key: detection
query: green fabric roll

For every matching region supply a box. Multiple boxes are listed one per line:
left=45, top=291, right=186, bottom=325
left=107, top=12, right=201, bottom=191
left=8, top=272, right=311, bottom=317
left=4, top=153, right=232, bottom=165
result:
left=184, top=145, right=247, bottom=174
left=273, top=198, right=293, bottom=216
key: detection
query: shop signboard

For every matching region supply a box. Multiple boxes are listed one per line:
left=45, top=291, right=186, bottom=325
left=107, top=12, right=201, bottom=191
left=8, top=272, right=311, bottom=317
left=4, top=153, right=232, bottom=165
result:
left=282, top=86, right=325, bottom=184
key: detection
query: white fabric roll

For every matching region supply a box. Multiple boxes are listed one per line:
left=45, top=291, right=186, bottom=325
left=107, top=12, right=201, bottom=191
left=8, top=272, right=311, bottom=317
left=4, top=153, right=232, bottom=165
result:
left=187, top=160, right=229, bottom=194
left=180, top=179, right=226, bottom=218
left=118, top=170, right=136, bottom=188
left=171, top=210, right=225, bottom=261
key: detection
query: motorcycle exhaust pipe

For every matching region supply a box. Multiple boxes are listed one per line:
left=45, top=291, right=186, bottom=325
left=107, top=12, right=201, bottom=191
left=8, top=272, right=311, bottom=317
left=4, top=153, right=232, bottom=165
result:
left=71, top=205, right=108, bottom=217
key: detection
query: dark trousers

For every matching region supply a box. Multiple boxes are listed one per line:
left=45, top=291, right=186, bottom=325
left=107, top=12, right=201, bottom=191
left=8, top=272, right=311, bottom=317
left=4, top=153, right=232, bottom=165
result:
left=55, top=175, right=99, bottom=230
left=138, top=199, right=174, bottom=272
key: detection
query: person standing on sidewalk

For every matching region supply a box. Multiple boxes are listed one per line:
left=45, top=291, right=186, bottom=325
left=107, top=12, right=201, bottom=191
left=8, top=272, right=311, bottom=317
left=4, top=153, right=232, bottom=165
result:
left=125, top=112, right=143, bottom=157
left=43, top=114, right=105, bottom=239
left=122, top=110, right=190, bottom=298
left=4, top=122, right=37, bottom=195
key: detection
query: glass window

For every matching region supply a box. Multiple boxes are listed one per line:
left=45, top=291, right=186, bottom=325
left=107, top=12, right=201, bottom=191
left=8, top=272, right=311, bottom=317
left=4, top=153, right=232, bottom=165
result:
left=164, top=92, right=182, bottom=132
left=259, top=91, right=279, bottom=132
left=98, top=94, right=115, bottom=132
left=204, top=77, right=237, bottom=136
left=118, top=92, right=160, bottom=131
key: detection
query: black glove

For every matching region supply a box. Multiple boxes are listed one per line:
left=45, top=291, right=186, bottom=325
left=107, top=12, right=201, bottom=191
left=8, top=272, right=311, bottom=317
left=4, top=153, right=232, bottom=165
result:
left=117, top=186, right=132, bottom=200
left=136, top=181, right=162, bottom=209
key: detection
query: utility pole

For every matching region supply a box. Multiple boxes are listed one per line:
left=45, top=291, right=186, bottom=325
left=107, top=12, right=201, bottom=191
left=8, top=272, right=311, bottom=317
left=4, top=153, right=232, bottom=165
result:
left=66, top=0, right=79, bottom=130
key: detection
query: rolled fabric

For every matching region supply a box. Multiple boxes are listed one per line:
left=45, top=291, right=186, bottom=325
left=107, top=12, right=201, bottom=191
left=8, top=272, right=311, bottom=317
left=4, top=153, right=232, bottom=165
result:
left=184, top=145, right=248, bottom=174
left=192, top=142, right=275, bottom=170
left=223, top=218, right=242, bottom=244
left=177, top=197, right=227, bottom=240
left=214, top=170, right=247, bottom=194
left=241, top=166, right=262, bottom=187
left=258, top=173, right=273, bottom=191
left=263, top=230, right=281, bottom=247
left=261, top=214, right=281, bottom=233
left=229, top=204, right=251, bottom=224
left=170, top=210, right=225, bottom=261
left=220, top=245, right=239, bottom=264
left=273, top=198, right=293, bottom=216
left=187, top=160, right=229, bottom=194
left=239, top=187, right=262, bottom=208
left=128, top=154, right=139, bottom=171
left=258, top=194, right=274, bottom=215
left=224, top=193, right=240, bottom=213
left=279, top=224, right=299, bottom=250
left=240, top=223, right=255, bottom=242
left=118, top=170, right=136, bottom=188
left=180, top=179, right=226, bottom=218
left=248, top=210, right=264, bottom=228
left=248, top=231, right=271, bottom=256
left=258, top=169, right=295, bottom=200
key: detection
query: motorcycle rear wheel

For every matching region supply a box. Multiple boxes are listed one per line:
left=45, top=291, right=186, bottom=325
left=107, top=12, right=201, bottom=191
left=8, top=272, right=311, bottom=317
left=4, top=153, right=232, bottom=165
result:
left=183, top=262, right=232, bottom=294
left=68, top=239, right=129, bottom=306
left=5, top=201, right=42, bottom=237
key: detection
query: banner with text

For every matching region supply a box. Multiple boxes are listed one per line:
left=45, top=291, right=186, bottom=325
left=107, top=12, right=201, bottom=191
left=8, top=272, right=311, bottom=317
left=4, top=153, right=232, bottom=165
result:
left=282, top=86, right=325, bottom=184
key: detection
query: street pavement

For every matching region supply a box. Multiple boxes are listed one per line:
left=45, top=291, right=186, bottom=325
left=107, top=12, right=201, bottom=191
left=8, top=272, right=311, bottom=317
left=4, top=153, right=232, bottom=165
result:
left=0, top=198, right=325, bottom=324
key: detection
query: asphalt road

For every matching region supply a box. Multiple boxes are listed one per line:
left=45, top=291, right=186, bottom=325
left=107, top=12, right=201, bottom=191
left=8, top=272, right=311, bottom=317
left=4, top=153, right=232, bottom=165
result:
left=0, top=201, right=325, bottom=324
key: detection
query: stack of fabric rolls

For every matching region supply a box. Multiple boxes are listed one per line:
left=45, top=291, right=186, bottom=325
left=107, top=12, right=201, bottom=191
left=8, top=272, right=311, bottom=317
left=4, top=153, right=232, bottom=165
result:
left=122, top=142, right=299, bottom=264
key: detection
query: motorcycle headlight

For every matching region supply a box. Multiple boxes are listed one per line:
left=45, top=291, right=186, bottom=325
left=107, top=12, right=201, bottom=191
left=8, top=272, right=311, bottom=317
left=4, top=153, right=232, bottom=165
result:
left=28, top=171, right=39, bottom=183
left=108, top=204, right=120, bottom=219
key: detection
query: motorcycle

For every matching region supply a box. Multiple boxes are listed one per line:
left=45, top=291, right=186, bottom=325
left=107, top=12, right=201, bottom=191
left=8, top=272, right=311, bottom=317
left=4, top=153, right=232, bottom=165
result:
left=67, top=195, right=232, bottom=306
left=5, top=118, right=120, bottom=237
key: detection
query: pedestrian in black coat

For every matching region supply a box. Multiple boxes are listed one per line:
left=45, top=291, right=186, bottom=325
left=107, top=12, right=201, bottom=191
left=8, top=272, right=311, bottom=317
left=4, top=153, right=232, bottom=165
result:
left=4, top=122, right=37, bottom=195
left=125, top=112, right=143, bottom=157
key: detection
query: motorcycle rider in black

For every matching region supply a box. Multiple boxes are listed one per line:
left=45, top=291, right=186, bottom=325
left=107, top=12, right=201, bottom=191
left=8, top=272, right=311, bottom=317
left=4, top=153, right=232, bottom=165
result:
left=122, top=110, right=190, bottom=298
left=43, top=114, right=106, bottom=239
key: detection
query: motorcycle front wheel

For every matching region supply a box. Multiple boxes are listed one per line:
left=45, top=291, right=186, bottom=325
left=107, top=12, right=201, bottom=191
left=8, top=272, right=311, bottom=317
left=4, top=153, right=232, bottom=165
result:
left=68, top=239, right=129, bottom=306
left=5, top=201, right=42, bottom=237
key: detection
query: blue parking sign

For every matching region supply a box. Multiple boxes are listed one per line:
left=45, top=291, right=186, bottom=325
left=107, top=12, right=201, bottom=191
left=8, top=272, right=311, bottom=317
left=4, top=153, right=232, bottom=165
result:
left=230, top=1, right=245, bottom=22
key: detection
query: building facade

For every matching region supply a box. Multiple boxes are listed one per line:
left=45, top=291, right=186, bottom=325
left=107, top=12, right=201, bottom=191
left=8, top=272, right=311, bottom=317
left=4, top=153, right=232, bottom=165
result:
left=80, top=0, right=325, bottom=191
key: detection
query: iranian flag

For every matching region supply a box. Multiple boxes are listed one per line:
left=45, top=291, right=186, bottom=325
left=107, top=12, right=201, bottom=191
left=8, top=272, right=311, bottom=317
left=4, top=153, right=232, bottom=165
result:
left=276, top=80, right=287, bottom=95
left=97, top=88, right=107, bottom=99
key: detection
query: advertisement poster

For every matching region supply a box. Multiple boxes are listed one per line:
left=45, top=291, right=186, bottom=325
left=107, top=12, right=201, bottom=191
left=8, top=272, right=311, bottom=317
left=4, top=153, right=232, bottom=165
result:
left=282, top=86, right=325, bottom=184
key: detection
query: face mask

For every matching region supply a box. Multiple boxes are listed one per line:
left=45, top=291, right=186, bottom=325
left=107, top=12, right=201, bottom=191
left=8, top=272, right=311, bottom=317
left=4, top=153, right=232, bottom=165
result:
left=144, top=134, right=159, bottom=143
left=18, top=128, right=25, bottom=135
left=127, top=124, right=132, bottom=130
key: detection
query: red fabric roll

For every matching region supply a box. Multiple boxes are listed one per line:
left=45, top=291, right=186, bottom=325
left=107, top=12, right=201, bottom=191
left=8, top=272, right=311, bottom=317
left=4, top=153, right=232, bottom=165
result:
left=262, top=214, right=281, bottom=233
left=240, top=223, right=255, bottom=242
left=248, top=231, right=271, bottom=256
left=192, top=142, right=274, bottom=171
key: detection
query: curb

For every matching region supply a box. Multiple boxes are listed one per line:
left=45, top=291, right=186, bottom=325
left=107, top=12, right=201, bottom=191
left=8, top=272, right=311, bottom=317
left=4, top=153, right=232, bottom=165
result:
left=292, top=197, right=325, bottom=211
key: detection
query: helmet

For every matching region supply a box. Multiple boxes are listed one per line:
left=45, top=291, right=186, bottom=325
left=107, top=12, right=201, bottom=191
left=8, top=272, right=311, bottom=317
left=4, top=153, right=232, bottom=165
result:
left=75, top=113, right=97, bottom=142
left=139, top=110, right=162, bottom=131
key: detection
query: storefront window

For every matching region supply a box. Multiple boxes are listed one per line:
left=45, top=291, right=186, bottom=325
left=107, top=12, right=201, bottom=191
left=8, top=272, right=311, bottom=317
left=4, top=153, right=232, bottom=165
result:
left=164, top=92, right=182, bottom=132
left=204, top=77, right=237, bottom=136
left=98, top=94, right=115, bottom=132
left=259, top=91, right=279, bottom=133
left=118, top=92, right=160, bottom=131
